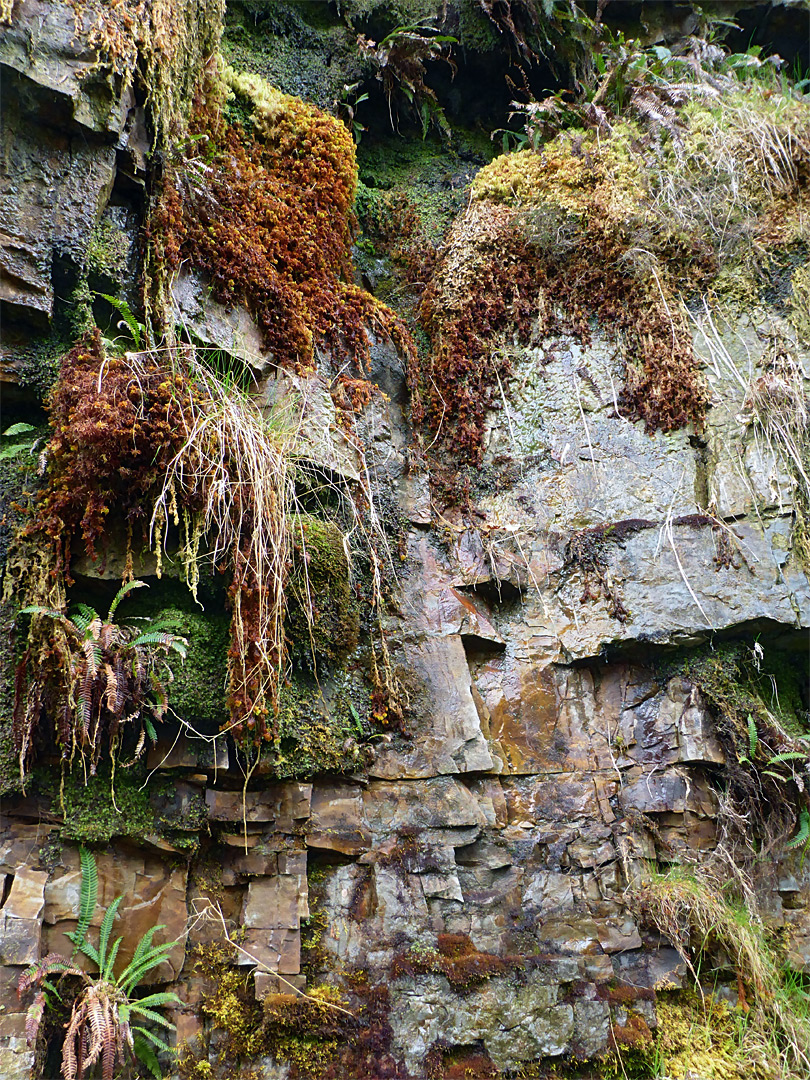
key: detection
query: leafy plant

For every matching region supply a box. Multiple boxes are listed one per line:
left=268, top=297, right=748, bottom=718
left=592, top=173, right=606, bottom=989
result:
left=357, top=22, right=457, bottom=139
left=17, top=846, right=181, bottom=1079
left=634, top=866, right=810, bottom=1076
left=14, top=579, right=187, bottom=780
left=0, top=421, right=39, bottom=461
left=96, top=292, right=146, bottom=351
left=787, top=809, right=810, bottom=850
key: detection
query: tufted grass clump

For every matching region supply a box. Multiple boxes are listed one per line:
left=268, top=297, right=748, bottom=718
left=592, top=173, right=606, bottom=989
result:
left=634, top=866, right=810, bottom=1079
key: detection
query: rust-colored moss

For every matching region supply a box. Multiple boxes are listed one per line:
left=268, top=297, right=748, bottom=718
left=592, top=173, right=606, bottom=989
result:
left=151, top=72, right=413, bottom=375
left=413, top=136, right=714, bottom=498
left=33, top=330, right=194, bottom=571
left=425, top=1041, right=500, bottom=1079
left=391, top=933, right=518, bottom=991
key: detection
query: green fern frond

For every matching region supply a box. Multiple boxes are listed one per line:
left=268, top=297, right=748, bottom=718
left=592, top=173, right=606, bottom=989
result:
left=131, top=631, right=188, bottom=658
left=129, top=1005, right=176, bottom=1029
left=70, top=603, right=100, bottom=634
left=97, top=896, right=123, bottom=978
left=118, top=945, right=177, bottom=994
left=786, top=809, right=810, bottom=849
left=132, top=1032, right=164, bottom=1079
left=747, top=714, right=758, bottom=758
left=133, top=992, right=183, bottom=1010
left=132, top=1025, right=174, bottom=1052
left=767, top=752, right=808, bottom=765
left=19, top=605, right=69, bottom=625
left=66, top=931, right=100, bottom=968
left=104, top=936, right=123, bottom=982
left=71, top=848, right=98, bottom=958
left=107, top=579, right=148, bottom=621
left=96, top=294, right=146, bottom=350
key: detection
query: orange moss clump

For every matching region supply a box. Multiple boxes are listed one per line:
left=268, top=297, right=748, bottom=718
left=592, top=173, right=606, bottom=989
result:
left=152, top=71, right=411, bottom=373
left=414, top=137, right=712, bottom=492
left=34, top=330, right=195, bottom=572
left=391, top=933, right=517, bottom=991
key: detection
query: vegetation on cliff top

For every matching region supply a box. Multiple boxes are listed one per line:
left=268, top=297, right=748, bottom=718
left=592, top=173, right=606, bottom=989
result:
left=407, top=29, right=810, bottom=500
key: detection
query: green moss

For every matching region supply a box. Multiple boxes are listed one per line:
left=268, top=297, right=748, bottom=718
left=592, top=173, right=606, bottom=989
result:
left=125, top=586, right=229, bottom=730
left=223, top=0, right=359, bottom=112
left=286, top=515, right=359, bottom=668
left=86, top=216, right=130, bottom=285
left=263, top=668, right=372, bottom=778
left=357, top=129, right=492, bottom=247
left=57, top=767, right=158, bottom=844
left=672, top=640, right=809, bottom=741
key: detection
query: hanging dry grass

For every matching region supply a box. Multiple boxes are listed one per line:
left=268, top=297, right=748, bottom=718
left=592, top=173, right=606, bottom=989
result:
left=147, top=345, right=297, bottom=736
left=633, top=866, right=810, bottom=1077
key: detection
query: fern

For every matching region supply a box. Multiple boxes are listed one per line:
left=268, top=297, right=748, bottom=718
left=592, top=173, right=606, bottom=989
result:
left=107, top=579, right=148, bottom=621
left=97, top=896, right=123, bottom=979
left=787, top=809, right=810, bottom=849
left=19, top=604, right=69, bottom=624
left=131, top=1032, right=163, bottom=1079
left=96, top=293, right=146, bottom=350
left=747, top=714, right=758, bottom=758
left=21, top=848, right=181, bottom=1080
left=131, top=630, right=188, bottom=658
left=767, top=752, right=808, bottom=764
left=72, top=848, right=98, bottom=958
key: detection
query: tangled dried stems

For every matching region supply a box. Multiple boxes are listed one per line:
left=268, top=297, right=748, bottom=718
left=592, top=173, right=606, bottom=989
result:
left=646, top=86, right=810, bottom=268
left=146, top=344, right=295, bottom=736
left=9, top=329, right=401, bottom=772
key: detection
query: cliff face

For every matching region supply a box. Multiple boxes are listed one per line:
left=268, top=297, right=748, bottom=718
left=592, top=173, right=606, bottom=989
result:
left=1, top=3, right=809, bottom=1079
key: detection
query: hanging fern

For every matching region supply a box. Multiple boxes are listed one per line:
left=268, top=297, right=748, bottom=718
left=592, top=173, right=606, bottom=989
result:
left=13, top=579, right=187, bottom=780
left=747, top=714, right=759, bottom=758
left=786, top=809, right=810, bottom=850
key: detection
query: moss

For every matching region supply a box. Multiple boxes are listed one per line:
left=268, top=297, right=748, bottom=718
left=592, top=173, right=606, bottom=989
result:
left=286, top=515, right=359, bottom=667
left=86, top=215, right=130, bottom=286
left=260, top=668, right=372, bottom=778
left=223, top=0, right=360, bottom=112
left=391, top=933, right=520, bottom=991
left=654, top=991, right=754, bottom=1080
left=55, top=767, right=158, bottom=844
left=152, top=65, right=412, bottom=376
left=262, top=985, right=347, bottom=1079
left=126, top=585, right=230, bottom=730
left=179, top=943, right=264, bottom=1077
left=673, top=640, right=808, bottom=741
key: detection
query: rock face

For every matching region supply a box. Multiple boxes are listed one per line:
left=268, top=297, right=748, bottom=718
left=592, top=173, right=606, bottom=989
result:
left=1, top=3, right=809, bottom=1080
